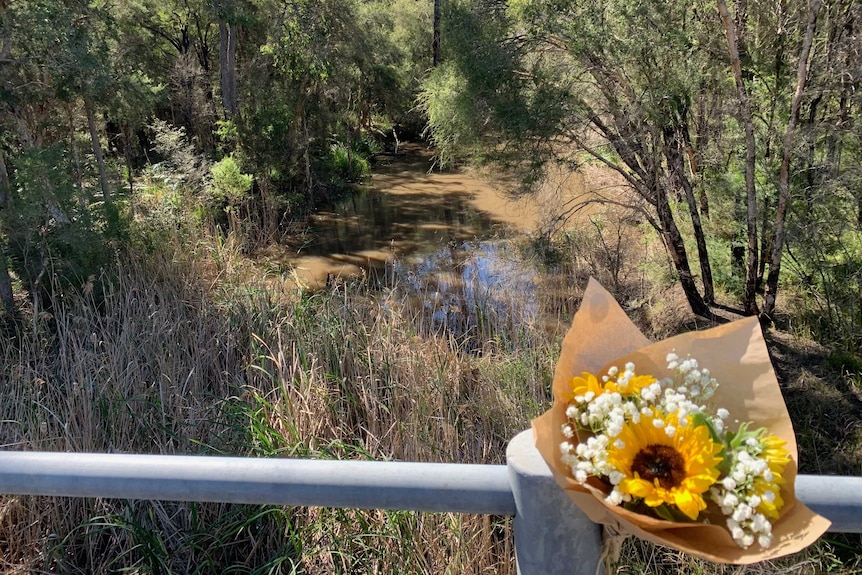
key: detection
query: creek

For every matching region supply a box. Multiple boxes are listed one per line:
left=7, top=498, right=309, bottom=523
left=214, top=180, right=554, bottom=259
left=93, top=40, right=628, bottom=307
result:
left=277, top=144, right=579, bottom=339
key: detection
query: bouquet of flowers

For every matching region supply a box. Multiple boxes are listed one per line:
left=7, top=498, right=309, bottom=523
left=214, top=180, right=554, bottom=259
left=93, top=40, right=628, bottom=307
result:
left=533, top=279, right=830, bottom=564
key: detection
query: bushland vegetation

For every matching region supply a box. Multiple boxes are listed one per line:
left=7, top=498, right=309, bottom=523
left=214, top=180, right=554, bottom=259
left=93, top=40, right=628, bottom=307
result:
left=1, top=0, right=862, bottom=573
left=421, top=0, right=862, bottom=333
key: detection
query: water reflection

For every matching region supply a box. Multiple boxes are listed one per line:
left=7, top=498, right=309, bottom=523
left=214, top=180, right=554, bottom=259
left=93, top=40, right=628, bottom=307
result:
left=390, top=241, right=542, bottom=353
left=277, top=145, right=577, bottom=341
left=301, top=187, right=502, bottom=262
left=288, top=144, right=534, bottom=289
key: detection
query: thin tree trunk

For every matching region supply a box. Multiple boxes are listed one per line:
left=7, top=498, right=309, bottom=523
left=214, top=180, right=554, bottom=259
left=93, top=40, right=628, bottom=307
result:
left=0, top=148, right=14, bottom=318
left=688, top=98, right=711, bottom=219
left=717, top=0, right=760, bottom=316
left=758, top=196, right=772, bottom=287
left=656, top=187, right=711, bottom=317
left=219, top=20, right=238, bottom=117
left=664, top=124, right=715, bottom=303
left=763, top=0, right=821, bottom=320
left=84, top=95, right=111, bottom=209
left=432, top=0, right=441, bottom=66
left=67, top=105, right=83, bottom=193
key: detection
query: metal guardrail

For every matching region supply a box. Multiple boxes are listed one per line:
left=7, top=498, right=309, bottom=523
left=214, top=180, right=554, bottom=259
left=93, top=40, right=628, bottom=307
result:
left=0, top=451, right=515, bottom=515
left=1, top=430, right=860, bottom=574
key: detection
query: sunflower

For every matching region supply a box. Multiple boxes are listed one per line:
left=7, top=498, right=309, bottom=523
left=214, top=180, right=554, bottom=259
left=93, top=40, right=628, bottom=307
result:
left=761, top=434, right=791, bottom=478
left=753, top=434, right=791, bottom=519
left=607, top=411, right=723, bottom=520
left=561, top=370, right=656, bottom=403
left=561, top=372, right=605, bottom=403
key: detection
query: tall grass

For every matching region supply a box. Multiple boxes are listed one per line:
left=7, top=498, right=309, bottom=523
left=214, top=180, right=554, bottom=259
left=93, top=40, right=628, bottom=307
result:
left=0, top=237, right=554, bottom=574
left=3, top=218, right=862, bottom=574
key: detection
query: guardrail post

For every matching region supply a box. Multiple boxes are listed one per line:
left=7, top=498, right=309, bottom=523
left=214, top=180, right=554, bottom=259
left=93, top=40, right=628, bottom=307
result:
left=507, top=429, right=603, bottom=575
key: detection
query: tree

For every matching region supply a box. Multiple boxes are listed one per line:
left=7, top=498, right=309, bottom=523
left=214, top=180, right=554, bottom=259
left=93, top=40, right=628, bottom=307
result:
left=433, top=0, right=442, bottom=66
left=216, top=0, right=239, bottom=117
left=422, top=0, right=716, bottom=315
left=0, top=0, right=123, bottom=312
left=717, top=0, right=760, bottom=316
left=762, top=0, right=822, bottom=320
left=119, top=0, right=218, bottom=147
left=0, top=147, right=13, bottom=319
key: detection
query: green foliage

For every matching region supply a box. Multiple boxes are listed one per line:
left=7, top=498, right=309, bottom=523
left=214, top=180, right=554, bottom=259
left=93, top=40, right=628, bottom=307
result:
left=2, top=145, right=112, bottom=300
left=325, top=142, right=371, bottom=187
left=419, top=0, right=563, bottom=173
left=149, top=119, right=212, bottom=195
left=418, top=63, right=478, bottom=166
left=215, top=119, right=240, bottom=153
left=210, top=155, right=254, bottom=205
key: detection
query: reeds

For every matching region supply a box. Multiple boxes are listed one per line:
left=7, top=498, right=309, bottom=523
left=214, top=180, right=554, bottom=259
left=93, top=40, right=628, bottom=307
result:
left=0, top=239, right=554, bottom=574
left=2, top=227, right=860, bottom=574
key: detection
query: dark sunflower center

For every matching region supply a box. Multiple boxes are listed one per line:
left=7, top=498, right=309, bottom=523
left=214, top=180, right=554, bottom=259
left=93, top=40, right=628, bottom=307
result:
left=631, top=444, right=686, bottom=489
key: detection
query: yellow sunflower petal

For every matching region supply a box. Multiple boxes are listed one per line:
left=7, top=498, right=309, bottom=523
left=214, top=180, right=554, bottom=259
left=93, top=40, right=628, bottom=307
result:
left=607, top=410, right=722, bottom=521
left=672, top=490, right=706, bottom=520
left=762, top=434, right=791, bottom=481
left=561, top=372, right=605, bottom=403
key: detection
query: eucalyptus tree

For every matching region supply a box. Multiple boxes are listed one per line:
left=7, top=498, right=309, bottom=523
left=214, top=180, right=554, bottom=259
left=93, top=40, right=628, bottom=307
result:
left=762, top=0, right=823, bottom=320
left=758, top=0, right=861, bottom=338
left=709, top=0, right=859, bottom=325
left=717, top=0, right=761, bottom=315
left=215, top=0, right=240, bottom=117
left=422, top=0, right=718, bottom=315
left=0, top=0, right=149, bottom=313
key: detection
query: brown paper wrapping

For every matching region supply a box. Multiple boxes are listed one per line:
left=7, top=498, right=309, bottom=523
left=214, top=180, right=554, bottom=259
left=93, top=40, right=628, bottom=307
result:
left=532, top=278, right=831, bottom=564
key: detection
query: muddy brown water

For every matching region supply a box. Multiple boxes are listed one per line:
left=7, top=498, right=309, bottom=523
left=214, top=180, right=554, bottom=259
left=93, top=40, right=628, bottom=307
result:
left=275, top=144, right=579, bottom=341
left=287, top=144, right=538, bottom=288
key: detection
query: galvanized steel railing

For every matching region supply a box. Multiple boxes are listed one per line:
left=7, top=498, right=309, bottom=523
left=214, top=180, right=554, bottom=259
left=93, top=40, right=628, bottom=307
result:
left=1, top=430, right=860, bottom=574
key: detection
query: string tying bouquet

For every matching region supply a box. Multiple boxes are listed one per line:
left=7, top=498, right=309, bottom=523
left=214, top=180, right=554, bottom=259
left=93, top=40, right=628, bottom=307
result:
left=533, top=279, right=830, bottom=564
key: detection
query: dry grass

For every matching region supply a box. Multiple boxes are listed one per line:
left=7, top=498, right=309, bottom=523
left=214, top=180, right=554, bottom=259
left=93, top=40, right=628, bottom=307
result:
left=1, top=211, right=861, bottom=574
left=0, top=233, right=554, bottom=574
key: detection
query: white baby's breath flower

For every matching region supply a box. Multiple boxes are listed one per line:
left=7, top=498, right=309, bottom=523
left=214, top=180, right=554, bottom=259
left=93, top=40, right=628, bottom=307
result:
left=732, top=503, right=753, bottom=522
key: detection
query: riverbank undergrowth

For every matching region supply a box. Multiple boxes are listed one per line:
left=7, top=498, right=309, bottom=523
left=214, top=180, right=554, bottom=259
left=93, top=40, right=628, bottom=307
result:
left=1, top=219, right=861, bottom=574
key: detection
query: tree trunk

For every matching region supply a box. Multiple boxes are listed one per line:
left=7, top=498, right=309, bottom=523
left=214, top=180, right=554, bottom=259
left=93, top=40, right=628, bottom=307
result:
left=656, top=185, right=710, bottom=317
left=432, top=0, right=441, bottom=66
left=219, top=20, right=238, bottom=117
left=84, top=95, right=111, bottom=210
left=0, top=148, right=14, bottom=319
left=664, top=124, right=714, bottom=303
left=717, top=0, right=760, bottom=316
left=763, top=0, right=821, bottom=320
left=757, top=196, right=772, bottom=288
left=67, top=105, right=84, bottom=193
